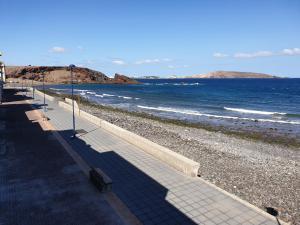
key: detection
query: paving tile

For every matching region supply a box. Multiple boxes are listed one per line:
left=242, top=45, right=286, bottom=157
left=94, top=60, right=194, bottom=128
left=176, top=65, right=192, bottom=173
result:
left=32, top=93, right=278, bottom=225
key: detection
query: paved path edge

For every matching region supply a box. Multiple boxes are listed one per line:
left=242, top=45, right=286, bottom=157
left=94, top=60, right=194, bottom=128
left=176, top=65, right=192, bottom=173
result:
left=27, top=99, right=142, bottom=225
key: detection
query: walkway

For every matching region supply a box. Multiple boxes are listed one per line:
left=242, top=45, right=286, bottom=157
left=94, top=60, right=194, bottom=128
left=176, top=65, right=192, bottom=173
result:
left=33, top=90, right=279, bottom=225
left=0, top=89, right=125, bottom=225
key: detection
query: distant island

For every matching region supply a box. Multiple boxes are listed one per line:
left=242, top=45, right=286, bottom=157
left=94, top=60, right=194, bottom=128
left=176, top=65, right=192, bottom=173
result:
left=134, top=71, right=279, bottom=79
left=185, top=71, right=278, bottom=79
left=5, top=66, right=139, bottom=84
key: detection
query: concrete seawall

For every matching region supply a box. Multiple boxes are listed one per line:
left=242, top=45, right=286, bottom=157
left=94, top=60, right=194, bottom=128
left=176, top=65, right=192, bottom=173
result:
left=57, top=97, right=200, bottom=177
left=34, top=89, right=55, bottom=101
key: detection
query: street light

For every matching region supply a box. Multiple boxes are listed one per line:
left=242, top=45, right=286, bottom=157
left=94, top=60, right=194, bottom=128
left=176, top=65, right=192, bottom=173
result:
left=69, top=64, right=76, bottom=138
left=25, top=78, right=28, bottom=97
left=0, top=53, right=3, bottom=104
left=24, top=65, right=31, bottom=97
left=31, top=74, right=35, bottom=99
left=41, top=72, right=47, bottom=112
left=21, top=77, right=24, bottom=96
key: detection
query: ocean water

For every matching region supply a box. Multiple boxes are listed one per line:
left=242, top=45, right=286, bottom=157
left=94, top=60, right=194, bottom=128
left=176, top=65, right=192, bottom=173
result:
left=47, top=78, right=300, bottom=135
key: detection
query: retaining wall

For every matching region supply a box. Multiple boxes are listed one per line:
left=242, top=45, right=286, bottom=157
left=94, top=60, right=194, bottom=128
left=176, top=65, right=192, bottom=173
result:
left=58, top=99, right=200, bottom=177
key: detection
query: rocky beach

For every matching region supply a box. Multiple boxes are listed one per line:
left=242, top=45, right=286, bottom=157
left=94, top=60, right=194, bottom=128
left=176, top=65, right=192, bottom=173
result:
left=76, top=101, right=300, bottom=224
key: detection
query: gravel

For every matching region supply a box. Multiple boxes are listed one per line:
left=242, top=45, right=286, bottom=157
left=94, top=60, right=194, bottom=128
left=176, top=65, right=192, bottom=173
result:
left=81, top=104, right=300, bottom=224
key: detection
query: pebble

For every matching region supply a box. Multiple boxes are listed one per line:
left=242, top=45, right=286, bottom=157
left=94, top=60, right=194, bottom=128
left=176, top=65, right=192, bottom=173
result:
left=81, top=104, right=300, bottom=224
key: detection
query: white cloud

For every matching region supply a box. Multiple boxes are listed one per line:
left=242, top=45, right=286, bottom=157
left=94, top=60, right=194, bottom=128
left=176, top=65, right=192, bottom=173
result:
left=135, top=58, right=172, bottom=65
left=234, top=51, right=273, bottom=58
left=135, top=59, right=160, bottom=64
left=216, top=48, right=300, bottom=59
left=213, top=53, right=228, bottom=58
left=168, top=64, right=189, bottom=69
left=112, top=60, right=126, bottom=65
left=281, top=48, right=300, bottom=55
left=50, top=46, right=66, bottom=53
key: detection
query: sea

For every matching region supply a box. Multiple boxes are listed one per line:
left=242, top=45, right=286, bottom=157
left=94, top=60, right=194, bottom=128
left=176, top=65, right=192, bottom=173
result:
left=47, top=78, right=300, bottom=138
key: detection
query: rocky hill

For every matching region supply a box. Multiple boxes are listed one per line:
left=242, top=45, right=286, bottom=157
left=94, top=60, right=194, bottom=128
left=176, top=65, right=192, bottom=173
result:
left=186, top=71, right=278, bottom=79
left=5, top=66, right=139, bottom=84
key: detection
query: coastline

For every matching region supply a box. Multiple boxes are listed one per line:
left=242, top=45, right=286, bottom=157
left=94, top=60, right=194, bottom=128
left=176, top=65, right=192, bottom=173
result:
left=42, top=89, right=299, bottom=224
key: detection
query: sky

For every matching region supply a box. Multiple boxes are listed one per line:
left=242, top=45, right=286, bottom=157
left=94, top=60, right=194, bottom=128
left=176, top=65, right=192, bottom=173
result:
left=1, top=0, right=300, bottom=77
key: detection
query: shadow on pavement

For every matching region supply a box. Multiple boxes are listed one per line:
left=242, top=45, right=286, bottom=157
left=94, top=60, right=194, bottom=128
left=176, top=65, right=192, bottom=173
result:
left=59, top=128, right=197, bottom=225
left=1, top=88, right=32, bottom=103
left=0, top=88, right=124, bottom=225
left=1, top=88, right=198, bottom=225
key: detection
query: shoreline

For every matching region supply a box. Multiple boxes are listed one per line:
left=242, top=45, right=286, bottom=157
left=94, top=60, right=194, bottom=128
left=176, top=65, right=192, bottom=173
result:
left=41, top=89, right=299, bottom=224
left=43, top=89, right=300, bottom=148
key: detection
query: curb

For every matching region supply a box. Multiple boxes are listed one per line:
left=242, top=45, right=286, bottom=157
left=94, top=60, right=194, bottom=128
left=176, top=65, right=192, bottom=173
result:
left=28, top=98, right=142, bottom=225
left=57, top=98, right=200, bottom=177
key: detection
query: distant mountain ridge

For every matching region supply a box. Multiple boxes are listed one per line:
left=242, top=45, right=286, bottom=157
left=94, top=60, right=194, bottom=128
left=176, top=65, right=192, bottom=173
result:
left=185, top=71, right=278, bottom=79
left=5, top=66, right=139, bottom=84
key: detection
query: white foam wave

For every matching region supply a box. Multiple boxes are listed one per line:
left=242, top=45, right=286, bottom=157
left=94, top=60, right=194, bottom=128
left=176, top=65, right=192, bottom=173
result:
left=224, top=107, right=286, bottom=115
left=155, top=82, right=202, bottom=86
left=95, top=94, right=103, bottom=98
left=50, top=88, right=65, bottom=91
left=87, top=91, right=96, bottom=95
left=102, top=93, right=115, bottom=97
left=175, top=83, right=201, bottom=86
left=74, top=89, right=89, bottom=92
left=137, top=105, right=300, bottom=125
left=118, top=95, right=132, bottom=99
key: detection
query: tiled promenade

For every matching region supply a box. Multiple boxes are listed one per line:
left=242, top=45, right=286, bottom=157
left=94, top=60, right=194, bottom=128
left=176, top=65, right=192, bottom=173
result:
left=0, top=89, right=125, bottom=225
left=33, top=91, right=279, bottom=225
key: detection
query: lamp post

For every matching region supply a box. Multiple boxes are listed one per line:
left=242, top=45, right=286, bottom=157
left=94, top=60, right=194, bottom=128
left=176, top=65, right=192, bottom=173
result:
left=25, top=78, right=27, bottom=97
left=0, top=53, right=3, bottom=104
left=31, top=75, right=35, bottom=99
left=21, top=78, right=24, bottom=95
left=41, top=72, right=47, bottom=112
left=69, top=64, right=76, bottom=138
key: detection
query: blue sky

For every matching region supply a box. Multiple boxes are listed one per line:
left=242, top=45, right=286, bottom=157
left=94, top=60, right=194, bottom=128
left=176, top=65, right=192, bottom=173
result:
left=1, top=0, right=300, bottom=77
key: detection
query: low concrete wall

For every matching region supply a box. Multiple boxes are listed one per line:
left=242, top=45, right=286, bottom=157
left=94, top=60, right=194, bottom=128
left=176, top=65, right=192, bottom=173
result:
left=35, top=89, right=55, bottom=101
left=59, top=99, right=200, bottom=177
left=65, top=97, right=79, bottom=109
left=100, top=120, right=200, bottom=177
left=58, top=101, right=81, bottom=115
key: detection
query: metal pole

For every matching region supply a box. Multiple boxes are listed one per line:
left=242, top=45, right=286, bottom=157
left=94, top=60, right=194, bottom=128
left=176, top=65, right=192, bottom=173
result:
left=70, top=64, right=76, bottom=138
left=0, top=64, right=3, bottom=104
left=25, top=79, right=27, bottom=96
left=43, top=73, right=47, bottom=112
left=21, top=79, right=24, bottom=96
left=32, top=77, right=34, bottom=99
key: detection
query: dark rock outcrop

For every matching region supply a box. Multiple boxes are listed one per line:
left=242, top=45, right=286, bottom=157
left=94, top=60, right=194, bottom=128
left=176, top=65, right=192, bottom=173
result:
left=5, top=66, right=139, bottom=84
left=113, top=73, right=139, bottom=84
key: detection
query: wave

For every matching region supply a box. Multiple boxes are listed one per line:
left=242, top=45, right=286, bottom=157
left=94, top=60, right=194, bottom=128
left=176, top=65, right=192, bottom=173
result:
left=153, top=82, right=202, bottom=86
left=50, top=88, right=66, bottom=91
left=95, top=94, right=104, bottom=98
left=118, top=95, right=132, bottom=99
left=137, top=105, right=300, bottom=125
left=102, top=93, right=115, bottom=97
left=224, top=107, right=287, bottom=115
left=74, top=89, right=89, bottom=92
left=173, top=82, right=202, bottom=86
left=87, top=91, right=96, bottom=95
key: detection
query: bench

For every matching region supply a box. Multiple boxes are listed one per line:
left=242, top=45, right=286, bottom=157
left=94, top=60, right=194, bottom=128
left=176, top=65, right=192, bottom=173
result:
left=89, top=167, right=112, bottom=192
